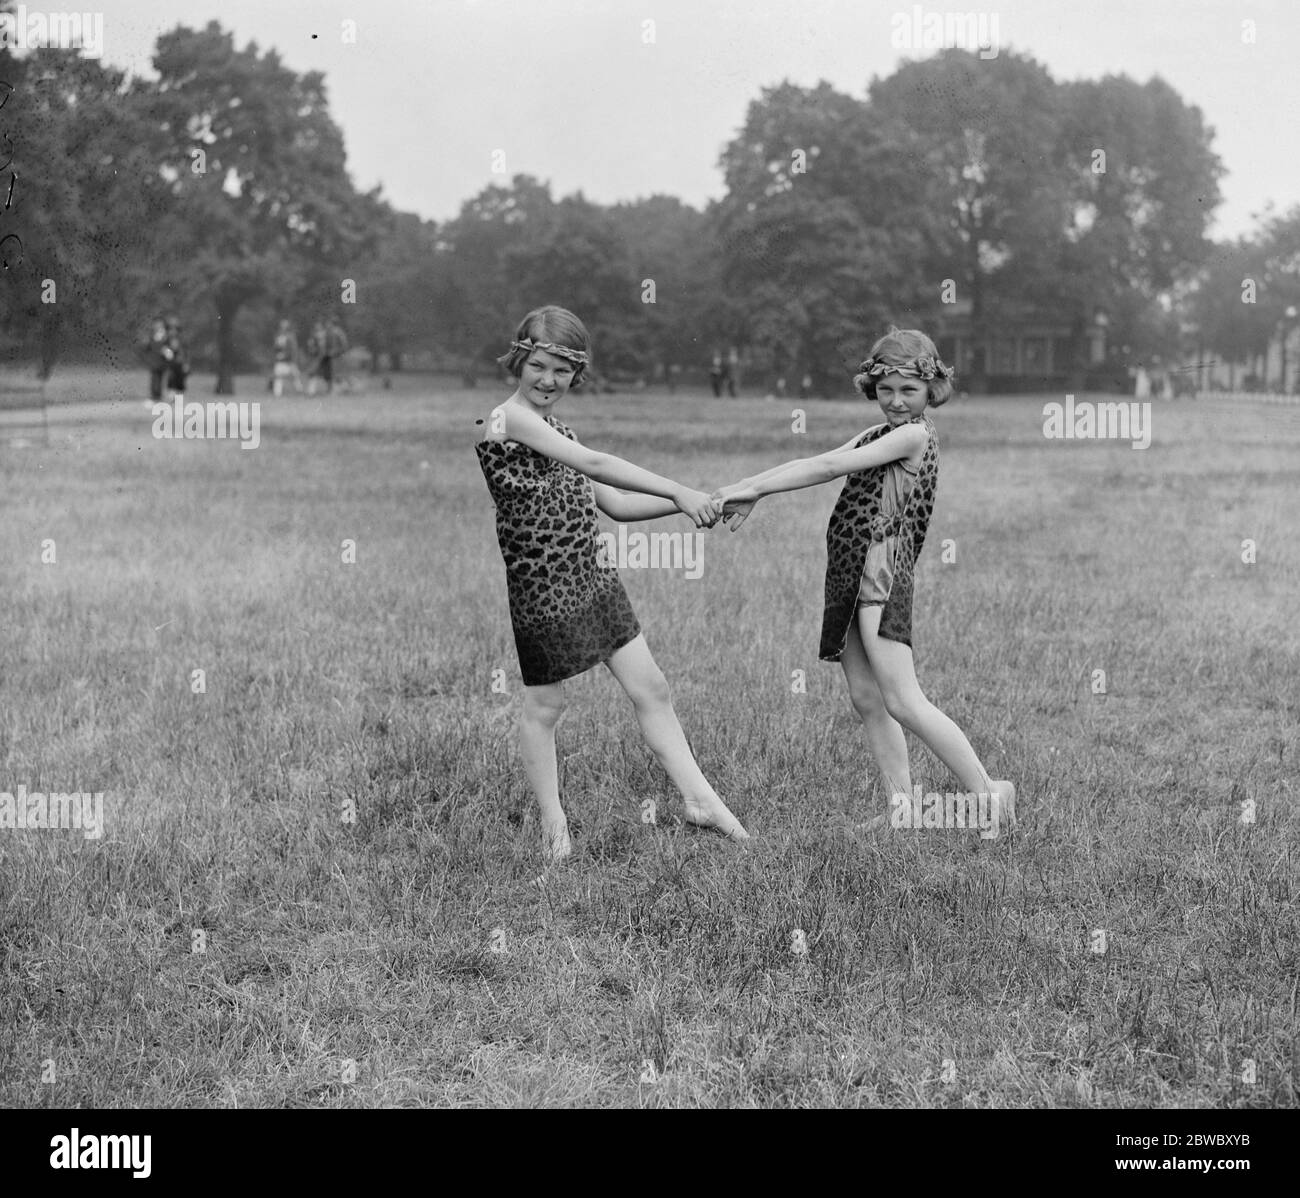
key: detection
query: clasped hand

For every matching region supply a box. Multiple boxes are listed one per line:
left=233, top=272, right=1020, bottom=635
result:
left=674, top=482, right=759, bottom=530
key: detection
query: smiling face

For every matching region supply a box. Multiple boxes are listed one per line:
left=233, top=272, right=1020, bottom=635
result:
left=873, top=371, right=930, bottom=425
left=516, top=346, right=577, bottom=410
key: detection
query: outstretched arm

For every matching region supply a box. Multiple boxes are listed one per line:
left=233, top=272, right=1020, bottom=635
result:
left=490, top=403, right=718, bottom=527
left=710, top=428, right=879, bottom=528
left=714, top=424, right=923, bottom=529
left=738, top=428, right=875, bottom=490
left=740, top=424, right=923, bottom=497
left=592, top=484, right=682, bottom=522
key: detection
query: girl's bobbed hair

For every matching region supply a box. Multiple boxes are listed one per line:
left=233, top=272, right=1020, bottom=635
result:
left=497, top=305, right=592, bottom=387
left=853, top=327, right=954, bottom=407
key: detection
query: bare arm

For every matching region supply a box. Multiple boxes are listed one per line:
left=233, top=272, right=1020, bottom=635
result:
left=713, top=424, right=924, bottom=531
left=739, top=425, right=924, bottom=498
left=739, top=427, right=879, bottom=489
left=592, top=483, right=681, bottom=522
left=490, top=403, right=718, bottom=526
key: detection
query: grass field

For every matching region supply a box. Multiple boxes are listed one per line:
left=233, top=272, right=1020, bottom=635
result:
left=1, top=365, right=1296, bottom=1108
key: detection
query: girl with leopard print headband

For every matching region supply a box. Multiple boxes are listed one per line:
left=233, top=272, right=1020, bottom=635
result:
left=475, top=305, right=749, bottom=863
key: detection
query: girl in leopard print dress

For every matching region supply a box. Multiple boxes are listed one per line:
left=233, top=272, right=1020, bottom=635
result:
left=476, top=306, right=749, bottom=862
left=714, top=328, right=1016, bottom=837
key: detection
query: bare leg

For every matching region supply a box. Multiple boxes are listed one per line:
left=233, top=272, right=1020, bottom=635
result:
left=605, top=635, right=749, bottom=840
left=841, top=614, right=912, bottom=825
left=518, top=681, right=572, bottom=861
left=858, top=607, right=1016, bottom=833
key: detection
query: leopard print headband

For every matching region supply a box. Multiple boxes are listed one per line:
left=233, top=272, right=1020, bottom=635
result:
left=511, top=338, right=590, bottom=367
left=856, top=353, right=953, bottom=382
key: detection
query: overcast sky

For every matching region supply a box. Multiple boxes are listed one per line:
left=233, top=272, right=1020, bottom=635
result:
left=83, top=0, right=1299, bottom=240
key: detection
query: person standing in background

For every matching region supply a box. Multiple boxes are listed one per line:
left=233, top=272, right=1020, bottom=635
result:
left=162, top=317, right=189, bottom=400
left=1133, top=364, right=1151, bottom=399
left=306, top=320, right=330, bottom=396
left=326, top=317, right=351, bottom=393
left=272, top=319, right=301, bottom=398
left=709, top=352, right=724, bottom=398
left=138, top=317, right=169, bottom=401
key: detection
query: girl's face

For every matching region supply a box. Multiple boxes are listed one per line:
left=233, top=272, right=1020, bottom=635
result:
left=517, top=346, right=577, bottom=408
left=873, top=372, right=929, bottom=425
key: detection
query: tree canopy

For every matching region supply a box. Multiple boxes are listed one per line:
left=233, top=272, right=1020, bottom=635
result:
left=1, top=26, right=1286, bottom=395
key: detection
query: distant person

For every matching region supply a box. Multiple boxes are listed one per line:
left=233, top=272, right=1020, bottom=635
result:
left=306, top=321, right=330, bottom=396
left=271, top=319, right=301, bottom=398
left=727, top=346, right=740, bottom=397
left=138, top=317, right=168, bottom=401
left=1133, top=365, right=1151, bottom=399
left=326, top=317, right=351, bottom=392
left=1148, top=357, right=1173, bottom=401
left=708, top=353, right=724, bottom=398
left=162, top=318, right=189, bottom=399
left=799, top=373, right=813, bottom=400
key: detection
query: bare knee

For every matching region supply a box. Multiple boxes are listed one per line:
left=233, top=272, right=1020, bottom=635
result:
left=848, top=681, right=888, bottom=722
left=843, top=654, right=888, bottom=721
left=522, top=687, right=567, bottom=730
left=626, top=664, right=672, bottom=711
left=881, top=688, right=927, bottom=730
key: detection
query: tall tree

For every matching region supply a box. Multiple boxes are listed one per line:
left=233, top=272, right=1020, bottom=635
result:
left=1057, top=74, right=1223, bottom=368
left=713, top=80, right=928, bottom=395
left=1189, top=237, right=1281, bottom=387
left=0, top=43, right=160, bottom=376
left=502, top=192, right=642, bottom=373
left=607, top=194, right=726, bottom=376
left=1261, top=206, right=1300, bottom=388
left=437, top=175, right=557, bottom=367
left=1259, top=205, right=1300, bottom=313
left=346, top=205, right=440, bottom=371
left=136, top=21, right=374, bottom=392
left=867, top=51, right=1072, bottom=390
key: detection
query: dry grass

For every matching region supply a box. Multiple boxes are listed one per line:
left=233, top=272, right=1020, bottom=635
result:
left=1, top=368, right=1296, bottom=1107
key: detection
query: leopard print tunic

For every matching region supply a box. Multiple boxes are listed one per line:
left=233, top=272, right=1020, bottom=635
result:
left=476, top=415, right=641, bottom=686
left=819, top=415, right=939, bottom=658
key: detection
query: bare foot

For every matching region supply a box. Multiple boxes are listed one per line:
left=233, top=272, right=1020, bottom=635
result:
left=979, top=781, right=1017, bottom=841
left=541, top=818, right=572, bottom=863
left=683, top=797, right=750, bottom=842
left=854, top=811, right=891, bottom=836
left=995, top=780, right=1017, bottom=832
